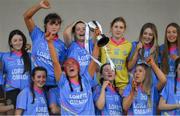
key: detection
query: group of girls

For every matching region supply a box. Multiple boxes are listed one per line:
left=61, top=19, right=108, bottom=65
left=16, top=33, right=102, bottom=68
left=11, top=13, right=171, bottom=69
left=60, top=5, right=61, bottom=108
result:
left=0, top=0, right=180, bottom=115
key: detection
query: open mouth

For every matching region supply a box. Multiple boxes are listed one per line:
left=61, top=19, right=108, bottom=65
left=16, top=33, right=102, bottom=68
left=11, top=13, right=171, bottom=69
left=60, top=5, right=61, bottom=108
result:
left=69, top=68, right=75, bottom=72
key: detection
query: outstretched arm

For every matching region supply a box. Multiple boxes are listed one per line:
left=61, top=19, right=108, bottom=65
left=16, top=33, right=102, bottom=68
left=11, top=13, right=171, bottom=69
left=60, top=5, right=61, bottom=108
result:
left=23, top=0, right=50, bottom=32
left=46, top=33, right=62, bottom=81
left=146, top=56, right=166, bottom=91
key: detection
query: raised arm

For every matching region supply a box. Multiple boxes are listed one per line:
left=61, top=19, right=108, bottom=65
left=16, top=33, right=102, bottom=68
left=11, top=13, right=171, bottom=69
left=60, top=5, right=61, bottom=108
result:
left=23, top=0, right=50, bottom=32
left=123, top=80, right=137, bottom=111
left=88, top=43, right=100, bottom=78
left=95, top=81, right=110, bottom=110
left=127, top=42, right=142, bottom=70
left=88, top=28, right=100, bottom=77
left=63, top=22, right=75, bottom=47
left=46, top=33, right=62, bottom=81
left=146, top=56, right=166, bottom=91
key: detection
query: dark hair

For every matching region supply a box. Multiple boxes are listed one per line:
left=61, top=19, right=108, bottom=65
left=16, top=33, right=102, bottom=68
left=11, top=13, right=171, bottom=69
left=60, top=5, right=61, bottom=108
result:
left=99, top=63, right=116, bottom=87
left=8, top=29, right=31, bottom=74
left=162, top=23, right=180, bottom=74
left=63, top=58, right=83, bottom=92
left=174, top=57, right=180, bottom=94
left=110, top=16, right=126, bottom=29
left=66, top=74, right=83, bottom=92
left=71, top=21, right=85, bottom=41
left=44, top=13, right=62, bottom=32
left=30, top=66, right=47, bottom=104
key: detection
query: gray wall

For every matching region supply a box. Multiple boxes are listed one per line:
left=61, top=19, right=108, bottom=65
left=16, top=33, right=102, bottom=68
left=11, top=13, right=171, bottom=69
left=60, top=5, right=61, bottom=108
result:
left=0, top=0, right=180, bottom=51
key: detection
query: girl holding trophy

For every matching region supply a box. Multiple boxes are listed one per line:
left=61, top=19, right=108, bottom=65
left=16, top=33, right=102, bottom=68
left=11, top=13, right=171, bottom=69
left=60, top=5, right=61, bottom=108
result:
left=46, top=30, right=100, bottom=115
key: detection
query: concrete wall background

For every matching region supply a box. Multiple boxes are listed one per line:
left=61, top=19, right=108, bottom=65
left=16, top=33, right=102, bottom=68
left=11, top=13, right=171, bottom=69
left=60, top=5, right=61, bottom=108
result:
left=0, top=0, right=179, bottom=51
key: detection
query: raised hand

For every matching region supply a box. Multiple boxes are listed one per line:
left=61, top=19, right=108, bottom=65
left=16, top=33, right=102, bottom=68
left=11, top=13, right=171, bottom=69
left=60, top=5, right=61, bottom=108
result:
left=40, top=0, right=50, bottom=9
left=102, top=81, right=110, bottom=90
left=45, top=32, right=55, bottom=41
left=132, top=79, right=138, bottom=92
left=170, top=54, right=179, bottom=61
left=137, top=41, right=143, bottom=51
left=146, top=55, right=155, bottom=66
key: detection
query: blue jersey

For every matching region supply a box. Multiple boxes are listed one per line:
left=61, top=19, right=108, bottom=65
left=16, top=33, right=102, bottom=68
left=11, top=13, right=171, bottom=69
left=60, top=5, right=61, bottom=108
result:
left=2, top=52, right=31, bottom=91
left=67, top=40, right=98, bottom=87
left=159, top=44, right=178, bottom=80
left=94, top=85, right=123, bottom=115
left=16, top=87, right=49, bottom=115
left=30, top=26, right=67, bottom=86
left=0, top=52, right=4, bottom=85
left=129, top=41, right=160, bottom=86
left=58, top=72, right=95, bottom=115
left=160, top=79, right=180, bottom=115
left=123, top=83, right=158, bottom=115
left=48, top=87, right=60, bottom=107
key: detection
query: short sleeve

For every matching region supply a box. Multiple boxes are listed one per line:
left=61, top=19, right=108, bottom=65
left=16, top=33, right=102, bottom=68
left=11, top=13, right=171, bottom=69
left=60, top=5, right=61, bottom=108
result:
left=30, top=26, right=44, bottom=42
left=16, top=88, right=29, bottom=110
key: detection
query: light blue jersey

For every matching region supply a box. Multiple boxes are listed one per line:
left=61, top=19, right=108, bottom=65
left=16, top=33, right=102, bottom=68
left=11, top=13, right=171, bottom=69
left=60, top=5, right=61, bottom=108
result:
left=160, top=44, right=178, bottom=80
left=67, top=40, right=98, bottom=87
left=160, top=79, right=180, bottom=115
left=0, top=52, right=4, bottom=85
left=16, top=87, right=49, bottom=115
left=30, top=26, right=67, bottom=86
left=2, top=52, right=31, bottom=91
left=48, top=87, right=60, bottom=107
left=58, top=72, right=95, bottom=115
left=129, top=41, right=160, bottom=86
left=94, top=85, right=123, bottom=115
left=123, top=83, right=158, bottom=115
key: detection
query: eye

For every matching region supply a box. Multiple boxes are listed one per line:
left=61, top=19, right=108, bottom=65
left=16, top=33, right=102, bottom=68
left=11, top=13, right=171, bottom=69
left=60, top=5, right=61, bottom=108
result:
left=37, top=75, right=42, bottom=78
left=119, top=26, right=124, bottom=29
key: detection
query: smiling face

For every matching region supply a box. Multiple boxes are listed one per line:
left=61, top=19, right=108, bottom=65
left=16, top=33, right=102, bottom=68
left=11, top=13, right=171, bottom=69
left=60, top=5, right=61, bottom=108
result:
left=101, top=64, right=116, bottom=81
left=64, top=58, right=79, bottom=78
left=73, top=22, right=86, bottom=42
left=166, top=26, right=178, bottom=44
left=33, top=70, right=46, bottom=88
left=134, top=65, right=146, bottom=83
left=142, top=28, right=154, bottom=45
left=10, top=34, right=23, bottom=51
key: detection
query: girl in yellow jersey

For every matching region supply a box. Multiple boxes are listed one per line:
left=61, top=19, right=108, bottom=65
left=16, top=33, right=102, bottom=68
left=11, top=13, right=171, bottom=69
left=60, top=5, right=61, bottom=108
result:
left=101, top=17, right=132, bottom=95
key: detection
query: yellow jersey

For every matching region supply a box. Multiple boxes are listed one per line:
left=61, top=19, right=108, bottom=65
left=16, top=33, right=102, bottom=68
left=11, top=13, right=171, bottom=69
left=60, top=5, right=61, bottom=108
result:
left=101, top=38, right=132, bottom=90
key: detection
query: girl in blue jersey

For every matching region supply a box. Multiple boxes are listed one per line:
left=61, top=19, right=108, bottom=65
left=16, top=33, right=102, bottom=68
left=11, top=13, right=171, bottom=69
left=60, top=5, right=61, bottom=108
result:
left=1, top=30, right=31, bottom=114
left=160, top=23, right=180, bottom=80
left=128, top=23, right=160, bottom=86
left=63, top=21, right=98, bottom=87
left=94, top=63, right=123, bottom=115
left=15, top=66, right=49, bottom=115
left=123, top=56, right=166, bottom=115
left=46, top=32, right=100, bottom=115
left=64, top=21, right=95, bottom=74
left=159, top=57, right=180, bottom=115
left=23, top=0, right=67, bottom=88
left=48, top=87, right=60, bottom=115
